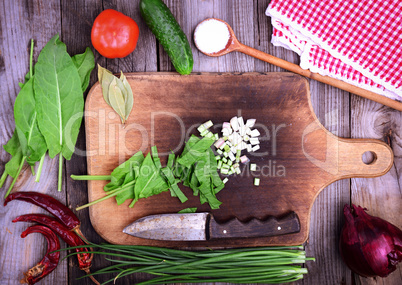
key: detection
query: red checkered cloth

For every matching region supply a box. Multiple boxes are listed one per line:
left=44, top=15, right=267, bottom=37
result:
left=266, top=0, right=402, bottom=101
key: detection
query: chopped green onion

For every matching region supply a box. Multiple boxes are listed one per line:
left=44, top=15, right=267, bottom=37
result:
left=200, top=129, right=209, bottom=137
left=252, top=145, right=260, bottom=152
left=223, top=177, right=229, bottom=184
left=217, top=160, right=223, bottom=169
left=228, top=151, right=235, bottom=161
left=203, top=120, right=213, bottom=129
left=250, top=163, right=257, bottom=171
left=250, top=137, right=260, bottom=145
left=254, top=178, right=260, bottom=186
left=197, top=124, right=206, bottom=133
left=250, top=129, right=260, bottom=137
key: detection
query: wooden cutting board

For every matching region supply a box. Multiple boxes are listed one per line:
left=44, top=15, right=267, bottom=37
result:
left=84, top=72, right=393, bottom=247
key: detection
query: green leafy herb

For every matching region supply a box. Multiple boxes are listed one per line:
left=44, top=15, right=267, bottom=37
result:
left=131, top=151, right=169, bottom=207
left=73, top=135, right=226, bottom=211
left=1, top=36, right=95, bottom=196
left=59, top=242, right=314, bottom=284
left=34, top=34, right=86, bottom=191
left=178, top=207, right=197, bottom=213
left=98, top=65, right=134, bottom=124
left=72, top=47, right=95, bottom=92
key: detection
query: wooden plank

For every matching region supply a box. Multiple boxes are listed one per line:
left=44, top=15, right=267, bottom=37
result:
left=0, top=1, right=68, bottom=285
left=351, top=96, right=402, bottom=285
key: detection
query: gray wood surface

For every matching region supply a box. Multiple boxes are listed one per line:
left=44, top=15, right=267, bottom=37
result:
left=0, top=1, right=400, bottom=285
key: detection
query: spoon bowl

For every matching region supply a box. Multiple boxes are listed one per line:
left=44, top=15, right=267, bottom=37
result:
left=194, top=18, right=241, bottom=57
left=192, top=18, right=402, bottom=111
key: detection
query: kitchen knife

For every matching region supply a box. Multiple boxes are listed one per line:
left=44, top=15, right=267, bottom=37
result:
left=123, top=212, right=300, bottom=241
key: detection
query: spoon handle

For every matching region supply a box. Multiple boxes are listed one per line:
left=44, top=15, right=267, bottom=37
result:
left=237, top=43, right=402, bottom=111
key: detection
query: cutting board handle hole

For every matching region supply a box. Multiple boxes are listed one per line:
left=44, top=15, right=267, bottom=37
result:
left=362, top=151, right=377, bottom=165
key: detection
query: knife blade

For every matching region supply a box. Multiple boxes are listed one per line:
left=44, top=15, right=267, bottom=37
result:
left=123, top=212, right=300, bottom=241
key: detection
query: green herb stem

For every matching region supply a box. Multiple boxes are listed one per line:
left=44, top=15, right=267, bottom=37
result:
left=70, top=174, right=112, bottom=181
left=76, top=181, right=135, bottom=210
left=5, top=156, right=26, bottom=198
left=58, top=243, right=314, bottom=284
left=29, top=39, right=34, bottom=78
left=0, top=171, right=8, bottom=188
left=35, top=153, right=45, bottom=182
left=30, top=165, right=36, bottom=176
left=58, top=154, right=63, bottom=192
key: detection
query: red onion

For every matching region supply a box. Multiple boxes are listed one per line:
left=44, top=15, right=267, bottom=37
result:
left=339, top=204, right=402, bottom=277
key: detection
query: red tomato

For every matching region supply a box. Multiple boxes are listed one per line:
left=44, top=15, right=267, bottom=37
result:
left=91, top=9, right=140, bottom=58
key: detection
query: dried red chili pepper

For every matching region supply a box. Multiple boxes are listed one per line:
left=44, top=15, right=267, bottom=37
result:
left=4, top=192, right=80, bottom=230
left=20, top=225, right=60, bottom=285
left=13, top=214, right=92, bottom=270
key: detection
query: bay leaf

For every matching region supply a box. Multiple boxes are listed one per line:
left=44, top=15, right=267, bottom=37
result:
left=98, top=66, right=134, bottom=124
left=98, top=64, right=115, bottom=105
left=108, top=78, right=127, bottom=123
left=120, top=72, right=134, bottom=121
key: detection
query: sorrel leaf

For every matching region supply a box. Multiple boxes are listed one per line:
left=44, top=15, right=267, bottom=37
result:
left=131, top=153, right=169, bottom=207
left=14, top=77, right=47, bottom=165
left=34, top=34, right=84, bottom=160
left=72, top=47, right=95, bottom=92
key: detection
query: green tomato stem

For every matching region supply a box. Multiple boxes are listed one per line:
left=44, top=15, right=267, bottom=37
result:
left=5, top=156, right=26, bottom=198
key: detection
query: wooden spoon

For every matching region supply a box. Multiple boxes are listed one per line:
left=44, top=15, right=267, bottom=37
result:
left=194, top=18, right=402, bottom=111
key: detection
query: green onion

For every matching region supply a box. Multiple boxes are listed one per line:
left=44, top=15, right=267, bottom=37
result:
left=58, top=241, right=314, bottom=285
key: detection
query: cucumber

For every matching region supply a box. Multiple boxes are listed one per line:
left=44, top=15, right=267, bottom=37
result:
left=140, top=0, right=193, bottom=75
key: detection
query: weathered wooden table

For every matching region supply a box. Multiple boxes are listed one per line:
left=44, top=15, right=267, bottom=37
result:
left=1, top=1, right=401, bottom=284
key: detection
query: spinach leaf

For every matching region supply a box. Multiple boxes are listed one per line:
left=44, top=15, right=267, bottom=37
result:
left=72, top=47, right=95, bottom=92
left=34, top=34, right=84, bottom=161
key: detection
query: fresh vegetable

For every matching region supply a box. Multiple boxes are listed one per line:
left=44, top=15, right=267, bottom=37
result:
left=0, top=36, right=94, bottom=196
left=72, top=136, right=224, bottom=210
left=140, top=0, right=193, bottom=75
left=20, top=225, right=60, bottom=285
left=34, top=34, right=85, bottom=192
left=339, top=204, right=402, bottom=277
left=60, top=241, right=314, bottom=284
left=98, top=65, right=134, bottom=124
left=178, top=207, right=197, bottom=213
left=91, top=9, right=139, bottom=58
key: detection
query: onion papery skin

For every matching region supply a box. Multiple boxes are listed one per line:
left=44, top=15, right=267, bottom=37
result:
left=339, top=204, right=402, bottom=278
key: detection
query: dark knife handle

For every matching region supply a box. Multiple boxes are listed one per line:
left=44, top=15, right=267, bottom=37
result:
left=208, top=212, right=300, bottom=239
